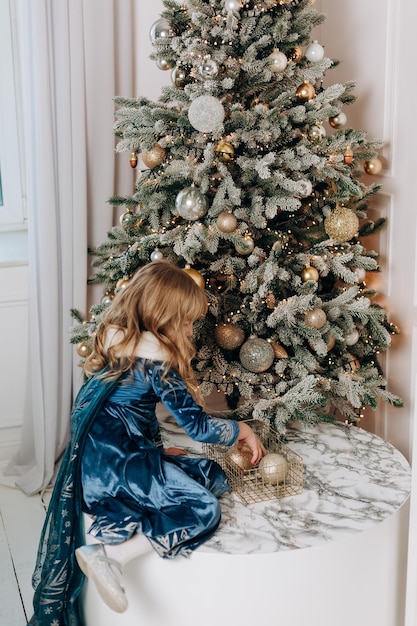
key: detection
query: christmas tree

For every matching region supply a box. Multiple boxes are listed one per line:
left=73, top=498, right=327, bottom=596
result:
left=71, top=0, right=402, bottom=433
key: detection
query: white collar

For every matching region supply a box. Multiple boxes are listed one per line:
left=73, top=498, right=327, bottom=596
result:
left=104, top=328, right=169, bottom=361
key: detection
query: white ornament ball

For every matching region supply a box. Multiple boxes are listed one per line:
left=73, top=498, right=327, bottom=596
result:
left=305, top=40, right=325, bottom=63
left=239, top=337, right=275, bottom=373
left=175, top=186, right=209, bottom=220
left=298, top=179, right=313, bottom=197
left=150, top=249, right=164, bottom=262
left=354, top=267, right=366, bottom=282
left=188, top=95, right=225, bottom=133
left=268, top=48, right=288, bottom=73
left=224, top=0, right=241, bottom=11
left=259, top=453, right=288, bottom=485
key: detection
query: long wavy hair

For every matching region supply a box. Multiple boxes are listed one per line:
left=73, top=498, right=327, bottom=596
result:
left=84, top=261, right=207, bottom=399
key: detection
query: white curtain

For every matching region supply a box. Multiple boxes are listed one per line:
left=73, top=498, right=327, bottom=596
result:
left=6, top=0, right=137, bottom=495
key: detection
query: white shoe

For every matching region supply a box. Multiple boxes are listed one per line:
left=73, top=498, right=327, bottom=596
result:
left=75, top=544, right=128, bottom=613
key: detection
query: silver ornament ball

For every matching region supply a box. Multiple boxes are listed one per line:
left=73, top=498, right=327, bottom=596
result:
left=149, top=18, right=175, bottom=42
left=199, top=58, right=219, bottom=78
left=259, top=453, right=288, bottom=485
left=175, top=185, right=209, bottom=220
left=150, top=249, right=164, bottom=262
left=224, top=0, right=241, bottom=11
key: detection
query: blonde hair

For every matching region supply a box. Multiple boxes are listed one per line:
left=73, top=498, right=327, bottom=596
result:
left=84, top=261, right=207, bottom=399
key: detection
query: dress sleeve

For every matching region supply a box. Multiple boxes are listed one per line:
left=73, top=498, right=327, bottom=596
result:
left=151, top=366, right=239, bottom=446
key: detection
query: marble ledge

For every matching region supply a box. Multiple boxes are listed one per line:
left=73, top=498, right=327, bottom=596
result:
left=160, top=417, right=411, bottom=556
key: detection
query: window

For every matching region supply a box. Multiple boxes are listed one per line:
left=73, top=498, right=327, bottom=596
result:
left=0, top=0, right=27, bottom=263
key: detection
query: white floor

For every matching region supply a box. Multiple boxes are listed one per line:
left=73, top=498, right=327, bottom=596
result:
left=0, top=462, right=48, bottom=626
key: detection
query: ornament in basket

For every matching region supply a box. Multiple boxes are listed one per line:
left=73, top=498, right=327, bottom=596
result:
left=203, top=419, right=303, bottom=505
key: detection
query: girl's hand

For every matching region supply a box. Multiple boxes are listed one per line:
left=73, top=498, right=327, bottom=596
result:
left=164, top=447, right=188, bottom=456
left=237, top=421, right=266, bottom=465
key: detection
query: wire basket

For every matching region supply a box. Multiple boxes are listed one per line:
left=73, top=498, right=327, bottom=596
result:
left=203, top=419, right=304, bottom=505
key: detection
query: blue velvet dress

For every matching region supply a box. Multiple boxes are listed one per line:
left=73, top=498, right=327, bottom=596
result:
left=81, top=358, right=239, bottom=558
left=28, top=333, right=239, bottom=626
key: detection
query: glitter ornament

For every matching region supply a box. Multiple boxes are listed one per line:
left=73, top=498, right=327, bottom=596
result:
left=296, top=81, right=315, bottom=102
left=149, top=18, right=175, bottom=42
left=301, top=266, right=319, bottom=282
left=305, top=40, right=325, bottom=63
left=345, top=328, right=360, bottom=346
left=76, top=341, right=92, bottom=358
left=235, top=234, right=255, bottom=255
left=329, top=112, right=347, bottom=129
left=215, top=140, right=235, bottom=162
left=305, top=307, right=327, bottom=329
left=225, top=443, right=254, bottom=471
left=224, top=0, right=241, bottom=11
left=175, top=185, right=209, bottom=220
left=183, top=266, right=205, bottom=289
left=142, top=143, right=166, bottom=169
left=188, top=95, right=225, bottom=133
left=171, top=66, right=189, bottom=89
left=364, top=158, right=382, bottom=175
left=259, top=453, right=288, bottom=485
left=216, top=211, right=237, bottom=232
left=215, top=323, right=245, bottom=350
left=239, top=336, right=275, bottom=373
left=129, top=152, right=138, bottom=168
left=199, top=57, right=219, bottom=79
left=150, top=249, right=164, bottom=262
left=268, top=48, right=288, bottom=73
left=324, top=206, right=359, bottom=242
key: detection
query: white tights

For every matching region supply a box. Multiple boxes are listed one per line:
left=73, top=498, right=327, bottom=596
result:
left=103, top=533, right=152, bottom=567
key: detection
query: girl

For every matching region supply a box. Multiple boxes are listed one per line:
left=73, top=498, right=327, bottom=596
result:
left=29, top=261, right=264, bottom=626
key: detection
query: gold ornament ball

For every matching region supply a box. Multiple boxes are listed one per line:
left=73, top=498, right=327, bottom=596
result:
left=305, top=307, right=327, bottom=329
left=364, top=158, right=382, bottom=175
left=215, top=141, right=235, bottom=162
left=216, top=211, right=238, bottom=233
left=324, top=206, right=359, bottom=243
left=235, top=235, right=255, bottom=255
left=215, top=323, right=245, bottom=350
left=171, top=66, right=188, bottom=89
left=142, top=143, right=166, bottom=169
left=271, top=342, right=289, bottom=358
left=288, top=45, right=303, bottom=63
left=325, top=333, right=336, bottom=351
left=329, top=112, right=347, bottom=129
left=183, top=267, right=205, bottom=289
left=296, top=81, right=316, bottom=102
left=225, top=443, right=255, bottom=471
left=345, top=328, right=360, bottom=346
left=259, top=453, right=288, bottom=485
left=76, top=341, right=92, bottom=358
left=116, top=277, right=130, bottom=291
left=301, top=266, right=319, bottom=282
